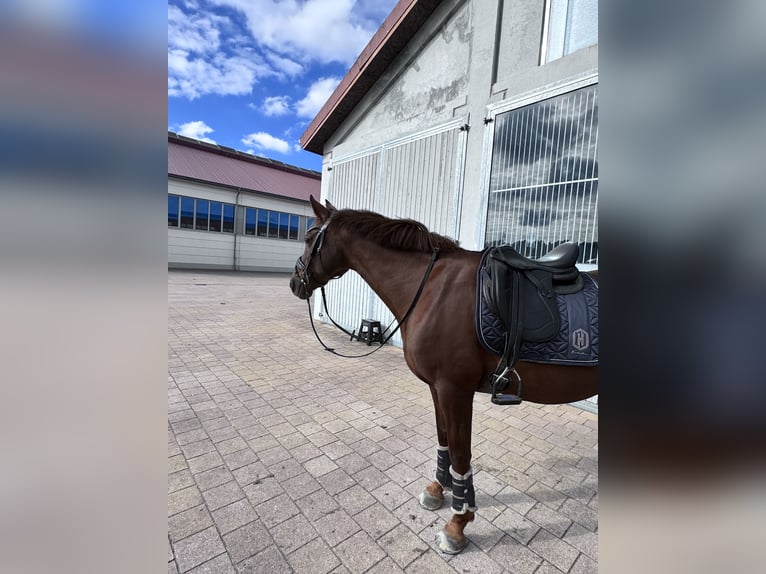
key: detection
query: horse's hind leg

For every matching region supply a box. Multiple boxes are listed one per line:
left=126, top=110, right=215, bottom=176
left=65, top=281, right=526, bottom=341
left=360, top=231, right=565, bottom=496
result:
left=434, top=387, right=476, bottom=555
left=418, top=385, right=452, bottom=511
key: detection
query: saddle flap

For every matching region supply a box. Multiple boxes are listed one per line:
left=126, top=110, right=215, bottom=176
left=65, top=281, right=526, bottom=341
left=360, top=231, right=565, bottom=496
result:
left=485, top=258, right=560, bottom=344
left=518, top=269, right=559, bottom=342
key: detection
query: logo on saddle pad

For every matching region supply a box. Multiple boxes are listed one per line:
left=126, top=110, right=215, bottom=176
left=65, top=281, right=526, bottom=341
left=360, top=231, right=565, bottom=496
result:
left=572, top=328, right=589, bottom=352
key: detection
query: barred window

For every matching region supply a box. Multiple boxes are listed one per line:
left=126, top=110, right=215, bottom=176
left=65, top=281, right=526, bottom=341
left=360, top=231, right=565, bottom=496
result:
left=485, top=83, right=598, bottom=265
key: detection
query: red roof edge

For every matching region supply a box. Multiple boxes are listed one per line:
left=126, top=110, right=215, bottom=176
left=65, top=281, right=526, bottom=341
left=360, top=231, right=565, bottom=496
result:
left=168, top=131, right=321, bottom=179
left=300, top=0, right=443, bottom=155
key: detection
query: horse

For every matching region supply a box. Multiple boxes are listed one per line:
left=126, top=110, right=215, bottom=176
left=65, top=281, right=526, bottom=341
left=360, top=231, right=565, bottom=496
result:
left=289, top=196, right=598, bottom=554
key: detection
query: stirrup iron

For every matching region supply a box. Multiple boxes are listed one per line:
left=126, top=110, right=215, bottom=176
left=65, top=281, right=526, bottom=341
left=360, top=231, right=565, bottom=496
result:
left=491, top=367, right=522, bottom=405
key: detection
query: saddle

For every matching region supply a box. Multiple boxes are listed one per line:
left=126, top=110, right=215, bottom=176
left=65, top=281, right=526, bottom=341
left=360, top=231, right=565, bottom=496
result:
left=481, top=243, right=584, bottom=405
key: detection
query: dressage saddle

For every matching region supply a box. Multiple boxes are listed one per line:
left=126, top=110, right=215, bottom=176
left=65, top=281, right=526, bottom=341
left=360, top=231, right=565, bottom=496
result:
left=482, top=243, right=584, bottom=404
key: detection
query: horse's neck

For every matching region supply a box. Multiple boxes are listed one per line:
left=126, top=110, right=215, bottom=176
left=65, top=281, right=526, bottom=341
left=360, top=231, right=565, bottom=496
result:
left=344, top=240, right=432, bottom=321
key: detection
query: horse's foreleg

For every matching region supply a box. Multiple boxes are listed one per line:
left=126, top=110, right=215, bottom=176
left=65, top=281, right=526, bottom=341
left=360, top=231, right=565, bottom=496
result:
left=418, top=386, right=451, bottom=511
left=434, top=388, right=476, bottom=555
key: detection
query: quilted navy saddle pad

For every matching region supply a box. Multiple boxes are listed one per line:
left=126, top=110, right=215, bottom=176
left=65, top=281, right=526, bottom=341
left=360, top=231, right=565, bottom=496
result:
left=475, top=256, right=599, bottom=366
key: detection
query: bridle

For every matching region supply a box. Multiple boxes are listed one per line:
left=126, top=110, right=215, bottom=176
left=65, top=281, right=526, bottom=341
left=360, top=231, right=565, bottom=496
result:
left=293, top=217, right=440, bottom=359
left=294, top=219, right=341, bottom=291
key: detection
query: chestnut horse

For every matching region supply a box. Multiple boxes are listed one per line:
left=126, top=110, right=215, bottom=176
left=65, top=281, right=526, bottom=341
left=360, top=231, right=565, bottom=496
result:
left=290, top=196, right=597, bottom=554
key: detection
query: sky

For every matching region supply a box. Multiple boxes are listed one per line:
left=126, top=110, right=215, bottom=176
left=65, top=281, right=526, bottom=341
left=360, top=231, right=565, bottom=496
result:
left=168, top=0, right=399, bottom=172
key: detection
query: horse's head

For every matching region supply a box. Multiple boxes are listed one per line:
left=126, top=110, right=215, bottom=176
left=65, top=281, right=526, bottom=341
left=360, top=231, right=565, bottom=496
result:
left=290, top=195, right=349, bottom=299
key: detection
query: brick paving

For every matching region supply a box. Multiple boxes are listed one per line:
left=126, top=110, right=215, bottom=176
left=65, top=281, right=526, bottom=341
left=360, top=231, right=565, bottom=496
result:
left=168, top=271, right=598, bottom=574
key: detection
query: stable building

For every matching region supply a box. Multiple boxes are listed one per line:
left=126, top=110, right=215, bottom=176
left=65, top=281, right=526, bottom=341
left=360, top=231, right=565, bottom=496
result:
left=301, top=0, right=598, bottom=341
left=168, top=132, right=321, bottom=271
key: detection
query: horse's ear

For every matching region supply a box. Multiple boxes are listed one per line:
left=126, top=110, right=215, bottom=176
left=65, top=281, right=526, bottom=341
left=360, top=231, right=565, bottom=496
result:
left=325, top=199, right=337, bottom=213
left=309, top=195, right=330, bottom=221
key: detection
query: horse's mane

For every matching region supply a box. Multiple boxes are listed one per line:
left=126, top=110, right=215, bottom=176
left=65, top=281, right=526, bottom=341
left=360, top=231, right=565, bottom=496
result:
left=330, top=209, right=461, bottom=253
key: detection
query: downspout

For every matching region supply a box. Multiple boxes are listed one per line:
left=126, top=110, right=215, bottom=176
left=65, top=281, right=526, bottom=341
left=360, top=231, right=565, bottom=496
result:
left=233, top=189, right=242, bottom=271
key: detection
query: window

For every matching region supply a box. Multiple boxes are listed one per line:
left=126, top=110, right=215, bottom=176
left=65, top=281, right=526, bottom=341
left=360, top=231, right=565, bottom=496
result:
left=241, top=208, right=303, bottom=240
left=168, top=195, right=179, bottom=227
left=209, top=201, right=222, bottom=232
left=268, top=211, right=279, bottom=238
left=484, top=83, right=598, bottom=265
left=195, top=199, right=209, bottom=231
left=306, top=217, right=315, bottom=231
left=174, top=200, right=301, bottom=239
left=172, top=194, right=235, bottom=232
left=223, top=204, right=235, bottom=233
left=543, top=0, right=597, bottom=64
left=277, top=212, right=288, bottom=239
left=257, top=209, right=268, bottom=236
left=180, top=197, right=194, bottom=229
left=245, top=207, right=256, bottom=235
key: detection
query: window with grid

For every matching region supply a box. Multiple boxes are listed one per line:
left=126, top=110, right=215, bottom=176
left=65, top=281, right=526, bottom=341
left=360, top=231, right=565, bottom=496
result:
left=485, top=83, right=598, bottom=265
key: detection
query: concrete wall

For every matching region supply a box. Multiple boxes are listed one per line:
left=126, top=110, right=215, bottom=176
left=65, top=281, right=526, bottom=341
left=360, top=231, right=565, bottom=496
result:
left=168, top=177, right=312, bottom=272
left=322, top=0, right=597, bottom=251
left=325, top=0, right=472, bottom=159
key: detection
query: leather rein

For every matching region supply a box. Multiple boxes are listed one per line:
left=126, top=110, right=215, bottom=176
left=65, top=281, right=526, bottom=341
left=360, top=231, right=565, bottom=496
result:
left=295, top=220, right=439, bottom=359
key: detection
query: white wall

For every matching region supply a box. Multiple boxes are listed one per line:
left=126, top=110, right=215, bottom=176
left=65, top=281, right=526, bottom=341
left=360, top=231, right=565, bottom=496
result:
left=236, top=235, right=305, bottom=272
left=168, top=228, right=235, bottom=269
left=168, top=177, right=310, bottom=272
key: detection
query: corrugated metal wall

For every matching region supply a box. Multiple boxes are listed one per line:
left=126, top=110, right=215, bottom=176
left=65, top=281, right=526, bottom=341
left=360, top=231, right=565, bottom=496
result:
left=320, top=120, right=466, bottom=345
left=318, top=151, right=381, bottom=332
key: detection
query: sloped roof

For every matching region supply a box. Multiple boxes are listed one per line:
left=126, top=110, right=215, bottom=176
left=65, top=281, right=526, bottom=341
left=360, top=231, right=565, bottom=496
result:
left=168, top=132, right=320, bottom=202
left=300, top=0, right=444, bottom=155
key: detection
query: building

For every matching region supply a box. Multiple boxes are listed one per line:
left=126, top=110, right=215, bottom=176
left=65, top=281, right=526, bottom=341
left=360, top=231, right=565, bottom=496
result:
left=301, top=0, right=597, bottom=341
left=301, top=0, right=597, bottom=409
left=167, top=132, right=321, bottom=272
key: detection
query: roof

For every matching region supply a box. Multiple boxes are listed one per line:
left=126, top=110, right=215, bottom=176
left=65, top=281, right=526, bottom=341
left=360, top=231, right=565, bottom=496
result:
left=168, top=132, right=321, bottom=203
left=300, top=0, right=444, bottom=155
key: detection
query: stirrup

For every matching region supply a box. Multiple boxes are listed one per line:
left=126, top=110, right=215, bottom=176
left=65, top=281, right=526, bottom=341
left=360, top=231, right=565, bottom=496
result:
left=491, top=367, right=522, bottom=405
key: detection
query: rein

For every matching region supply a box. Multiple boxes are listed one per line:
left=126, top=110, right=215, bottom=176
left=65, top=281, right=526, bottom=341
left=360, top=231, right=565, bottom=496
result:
left=304, top=248, right=440, bottom=359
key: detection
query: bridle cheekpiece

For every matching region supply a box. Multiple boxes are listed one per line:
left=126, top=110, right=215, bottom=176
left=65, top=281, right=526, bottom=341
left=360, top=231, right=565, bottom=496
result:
left=295, top=219, right=332, bottom=290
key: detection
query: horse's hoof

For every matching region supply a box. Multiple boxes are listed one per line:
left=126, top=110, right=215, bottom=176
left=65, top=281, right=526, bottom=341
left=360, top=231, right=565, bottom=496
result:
left=418, top=490, right=444, bottom=511
left=435, top=529, right=467, bottom=554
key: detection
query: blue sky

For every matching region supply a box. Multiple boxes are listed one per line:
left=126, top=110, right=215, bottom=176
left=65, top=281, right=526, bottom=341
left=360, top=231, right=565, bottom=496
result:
left=168, top=0, right=398, bottom=172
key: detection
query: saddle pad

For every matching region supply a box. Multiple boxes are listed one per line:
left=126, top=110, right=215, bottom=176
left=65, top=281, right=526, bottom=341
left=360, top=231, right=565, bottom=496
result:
left=476, top=255, right=598, bottom=366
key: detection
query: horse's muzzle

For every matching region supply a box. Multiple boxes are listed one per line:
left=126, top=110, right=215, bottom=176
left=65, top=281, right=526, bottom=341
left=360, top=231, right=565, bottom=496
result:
left=289, top=273, right=310, bottom=300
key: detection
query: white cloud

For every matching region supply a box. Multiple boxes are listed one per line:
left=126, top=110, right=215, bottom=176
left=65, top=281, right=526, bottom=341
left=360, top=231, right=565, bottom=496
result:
left=295, top=76, right=341, bottom=119
left=262, top=96, right=291, bottom=117
left=168, top=48, right=270, bottom=99
left=242, top=131, right=291, bottom=155
left=168, top=4, right=272, bottom=100
left=210, top=0, right=392, bottom=65
left=177, top=120, right=216, bottom=143
left=168, top=4, right=225, bottom=54
left=265, top=51, right=304, bottom=78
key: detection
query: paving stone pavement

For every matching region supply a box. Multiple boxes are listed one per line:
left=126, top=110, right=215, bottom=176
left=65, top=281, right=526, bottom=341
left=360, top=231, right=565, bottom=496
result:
left=168, top=271, right=598, bottom=574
